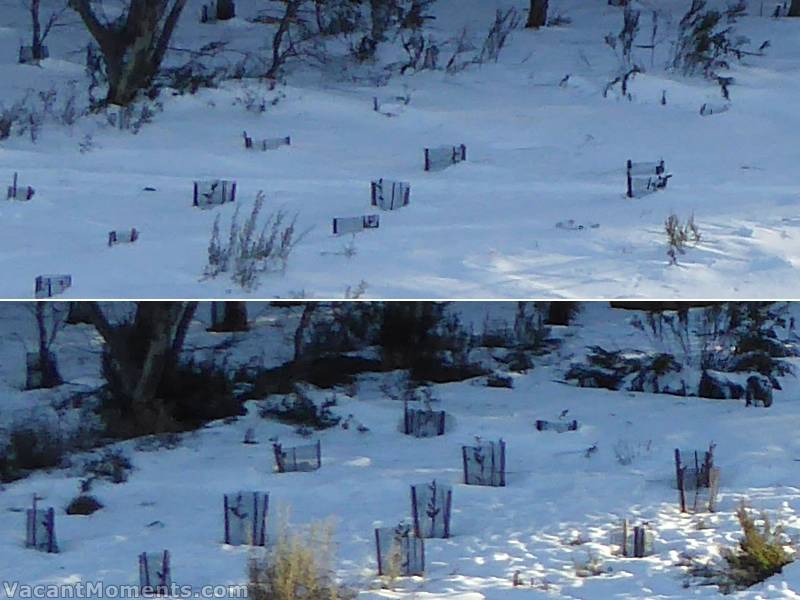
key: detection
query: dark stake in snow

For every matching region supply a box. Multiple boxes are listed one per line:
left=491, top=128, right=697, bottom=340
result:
left=243, top=131, right=291, bottom=151
left=403, top=401, right=446, bottom=438
left=272, top=441, right=322, bottom=473
left=371, top=179, right=410, bottom=211
left=34, top=275, right=72, bottom=299
left=535, top=419, right=579, bottom=433
left=332, top=215, right=380, bottom=235
left=7, top=172, right=34, bottom=200
left=375, top=523, right=425, bottom=576
left=139, top=550, right=171, bottom=595
left=108, top=228, right=139, bottom=247
left=610, top=519, right=655, bottom=558
left=223, top=492, right=268, bottom=546
left=193, top=180, right=237, bottom=208
left=424, top=144, right=467, bottom=171
left=25, top=496, right=58, bottom=553
left=411, top=480, right=452, bottom=538
left=462, top=439, right=506, bottom=487
left=626, top=160, right=672, bottom=198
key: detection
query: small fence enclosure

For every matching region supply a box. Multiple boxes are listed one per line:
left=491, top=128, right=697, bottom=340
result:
left=626, top=160, right=671, bottom=198
left=404, top=402, right=446, bottom=438
left=332, top=214, right=380, bottom=235
left=243, top=132, right=291, bottom=151
left=193, top=180, right=237, bottom=208
left=35, top=275, right=72, bottom=299
left=26, top=498, right=58, bottom=553
left=371, top=179, right=410, bottom=211
left=139, top=550, right=171, bottom=594
left=7, top=173, right=34, bottom=200
left=223, top=492, right=268, bottom=546
left=674, top=445, right=719, bottom=513
left=411, top=481, right=452, bottom=538
left=200, top=0, right=235, bottom=22
left=108, top=228, right=139, bottom=247
left=610, top=520, right=654, bottom=558
left=424, top=144, right=467, bottom=171
left=535, top=419, right=578, bottom=433
left=700, top=103, right=730, bottom=116
left=273, top=441, right=321, bottom=473
left=19, top=45, right=49, bottom=64
left=462, top=440, right=506, bottom=487
left=375, top=524, right=425, bottom=576
left=373, top=94, right=411, bottom=113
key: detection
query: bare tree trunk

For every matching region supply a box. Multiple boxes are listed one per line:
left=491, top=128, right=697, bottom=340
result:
left=209, top=301, right=248, bottom=332
left=266, top=0, right=303, bottom=79
left=86, top=301, right=197, bottom=424
left=527, top=0, right=548, bottom=28
left=30, top=0, right=43, bottom=58
left=790, top=0, right=800, bottom=16
left=31, top=303, right=64, bottom=389
left=68, top=0, right=188, bottom=105
left=293, top=303, right=317, bottom=363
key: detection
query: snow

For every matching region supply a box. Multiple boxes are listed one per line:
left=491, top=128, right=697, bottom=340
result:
left=2, top=302, right=800, bottom=598
left=1, top=1, right=800, bottom=297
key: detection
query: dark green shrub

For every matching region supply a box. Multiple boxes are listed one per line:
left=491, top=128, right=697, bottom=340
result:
left=722, top=503, right=793, bottom=590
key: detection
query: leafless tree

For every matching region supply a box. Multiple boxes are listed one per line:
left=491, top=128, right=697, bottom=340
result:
left=27, top=302, right=68, bottom=389
left=265, top=0, right=305, bottom=79
left=293, top=302, right=317, bottom=363
left=23, top=0, right=68, bottom=61
left=84, top=301, right=198, bottom=427
left=68, top=0, right=189, bottom=105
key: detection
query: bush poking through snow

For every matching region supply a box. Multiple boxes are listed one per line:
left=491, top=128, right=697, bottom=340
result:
left=66, top=494, right=104, bottom=515
left=671, top=1, right=751, bottom=80
left=205, top=193, right=306, bottom=291
left=665, top=213, right=701, bottom=265
left=82, top=449, right=133, bottom=484
left=0, top=421, right=65, bottom=482
left=247, top=520, right=349, bottom=600
left=721, top=503, right=794, bottom=591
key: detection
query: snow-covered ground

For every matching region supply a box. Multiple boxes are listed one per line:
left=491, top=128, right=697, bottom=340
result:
left=2, top=302, right=800, bottom=599
left=2, top=1, right=800, bottom=298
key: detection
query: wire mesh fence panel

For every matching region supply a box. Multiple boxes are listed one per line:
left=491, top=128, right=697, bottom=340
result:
left=273, top=441, right=322, bottom=473
left=609, top=519, right=655, bottom=557
left=193, top=179, right=237, bottom=208
left=7, top=172, right=35, bottom=200
left=462, top=440, right=506, bottom=487
left=34, top=275, right=72, bottom=299
left=25, top=498, right=58, bottom=553
left=375, top=523, right=425, bottom=576
left=411, top=480, right=452, bottom=539
left=626, top=159, right=671, bottom=198
left=371, top=179, right=410, bottom=211
left=404, top=404, right=446, bottom=438
left=108, top=228, right=139, bottom=246
left=535, top=419, right=579, bottom=433
left=223, top=492, right=269, bottom=546
left=139, top=550, right=171, bottom=595
left=424, top=144, right=466, bottom=171
left=243, top=132, right=291, bottom=151
left=332, top=214, right=380, bottom=235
